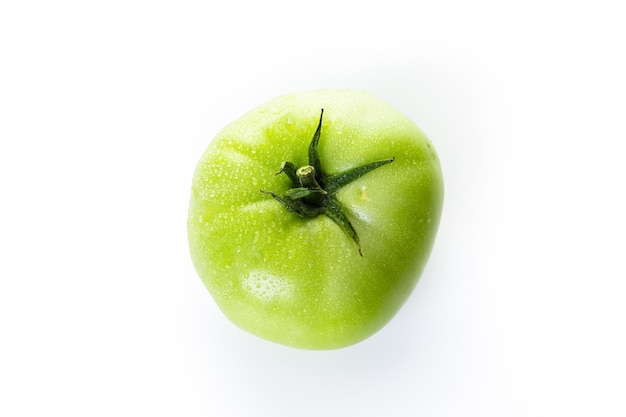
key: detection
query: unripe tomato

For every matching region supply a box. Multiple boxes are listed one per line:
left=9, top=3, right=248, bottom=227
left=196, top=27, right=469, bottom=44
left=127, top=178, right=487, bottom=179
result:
left=188, top=90, right=443, bottom=349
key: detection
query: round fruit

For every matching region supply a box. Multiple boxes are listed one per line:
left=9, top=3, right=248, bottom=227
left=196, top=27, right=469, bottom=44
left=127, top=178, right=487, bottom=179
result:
left=188, top=89, right=443, bottom=349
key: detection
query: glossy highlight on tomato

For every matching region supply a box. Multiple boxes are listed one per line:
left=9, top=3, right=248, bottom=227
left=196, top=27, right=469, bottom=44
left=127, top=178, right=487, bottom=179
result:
left=188, top=89, right=444, bottom=349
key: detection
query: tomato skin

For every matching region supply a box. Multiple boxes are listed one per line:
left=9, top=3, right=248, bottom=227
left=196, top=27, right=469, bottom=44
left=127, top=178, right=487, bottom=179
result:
left=188, top=90, right=443, bottom=349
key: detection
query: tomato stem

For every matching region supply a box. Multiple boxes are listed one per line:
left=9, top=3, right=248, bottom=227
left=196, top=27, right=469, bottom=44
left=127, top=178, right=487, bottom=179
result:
left=261, top=109, right=393, bottom=256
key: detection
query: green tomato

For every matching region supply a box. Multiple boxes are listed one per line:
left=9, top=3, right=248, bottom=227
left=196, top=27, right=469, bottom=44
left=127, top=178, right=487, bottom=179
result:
left=188, top=90, right=443, bottom=349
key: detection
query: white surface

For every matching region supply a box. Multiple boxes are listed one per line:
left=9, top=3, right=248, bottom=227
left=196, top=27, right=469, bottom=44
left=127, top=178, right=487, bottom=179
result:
left=1, top=1, right=625, bottom=416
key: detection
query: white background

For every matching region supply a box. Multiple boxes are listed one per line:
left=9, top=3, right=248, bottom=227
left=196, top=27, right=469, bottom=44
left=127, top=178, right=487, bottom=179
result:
left=1, top=1, right=625, bottom=416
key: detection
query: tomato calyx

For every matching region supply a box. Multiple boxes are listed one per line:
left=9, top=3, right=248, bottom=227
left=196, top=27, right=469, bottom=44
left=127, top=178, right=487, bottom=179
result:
left=261, top=109, right=394, bottom=256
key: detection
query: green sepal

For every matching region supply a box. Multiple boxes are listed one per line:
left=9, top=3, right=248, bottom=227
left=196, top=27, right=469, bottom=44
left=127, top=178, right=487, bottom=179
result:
left=261, top=109, right=394, bottom=256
